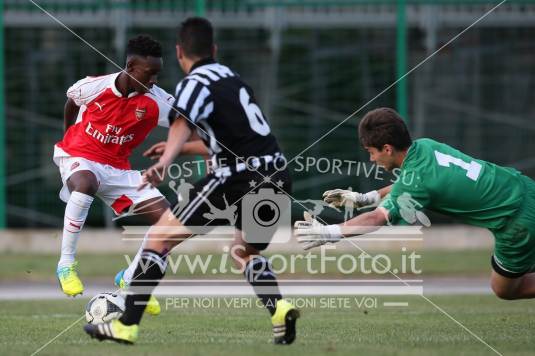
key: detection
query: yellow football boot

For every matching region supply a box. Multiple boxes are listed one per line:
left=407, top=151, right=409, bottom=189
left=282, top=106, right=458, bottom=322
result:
left=56, top=261, right=84, bottom=297
left=84, top=319, right=138, bottom=344
left=271, top=299, right=300, bottom=345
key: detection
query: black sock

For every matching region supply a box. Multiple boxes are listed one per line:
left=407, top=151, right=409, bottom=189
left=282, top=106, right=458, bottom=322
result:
left=244, top=256, right=282, bottom=316
left=119, top=249, right=167, bottom=326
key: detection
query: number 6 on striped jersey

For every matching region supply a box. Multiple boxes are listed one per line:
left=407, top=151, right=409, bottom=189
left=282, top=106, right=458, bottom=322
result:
left=239, top=87, right=271, bottom=136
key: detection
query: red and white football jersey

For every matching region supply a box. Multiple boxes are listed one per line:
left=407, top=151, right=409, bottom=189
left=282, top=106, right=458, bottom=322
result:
left=55, top=72, right=174, bottom=169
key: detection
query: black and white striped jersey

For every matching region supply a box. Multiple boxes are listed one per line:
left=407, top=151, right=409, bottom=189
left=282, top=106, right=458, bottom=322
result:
left=169, top=58, right=281, bottom=165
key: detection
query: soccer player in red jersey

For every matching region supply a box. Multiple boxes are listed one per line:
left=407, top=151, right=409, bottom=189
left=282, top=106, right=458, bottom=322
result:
left=54, top=35, right=201, bottom=314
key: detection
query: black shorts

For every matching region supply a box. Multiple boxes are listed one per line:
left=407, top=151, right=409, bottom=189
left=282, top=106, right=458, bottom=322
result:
left=171, top=165, right=292, bottom=251
left=490, top=255, right=527, bottom=279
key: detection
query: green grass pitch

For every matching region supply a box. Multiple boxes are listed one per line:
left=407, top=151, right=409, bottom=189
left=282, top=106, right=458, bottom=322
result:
left=0, top=249, right=492, bottom=282
left=1, top=295, right=535, bottom=355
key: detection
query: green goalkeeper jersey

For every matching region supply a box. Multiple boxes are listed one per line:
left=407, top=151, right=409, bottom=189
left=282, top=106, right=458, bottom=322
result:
left=380, top=138, right=526, bottom=230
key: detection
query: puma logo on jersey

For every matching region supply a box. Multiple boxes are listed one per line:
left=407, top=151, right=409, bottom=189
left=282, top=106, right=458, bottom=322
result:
left=135, top=107, right=146, bottom=120
left=94, top=102, right=104, bottom=110
left=70, top=162, right=80, bottom=171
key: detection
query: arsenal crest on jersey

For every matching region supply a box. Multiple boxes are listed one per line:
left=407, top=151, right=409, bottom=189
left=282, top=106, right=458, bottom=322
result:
left=135, top=107, right=146, bottom=120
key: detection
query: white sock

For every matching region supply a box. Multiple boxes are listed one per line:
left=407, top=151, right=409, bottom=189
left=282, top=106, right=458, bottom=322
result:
left=122, top=231, right=149, bottom=285
left=58, top=191, right=94, bottom=268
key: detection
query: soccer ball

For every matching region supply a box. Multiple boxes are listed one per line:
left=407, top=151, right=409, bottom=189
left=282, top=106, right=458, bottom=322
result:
left=85, top=292, right=125, bottom=324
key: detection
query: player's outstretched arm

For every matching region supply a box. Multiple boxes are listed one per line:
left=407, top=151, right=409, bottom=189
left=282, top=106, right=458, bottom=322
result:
left=342, top=207, right=389, bottom=232
left=181, top=140, right=209, bottom=156
left=143, top=138, right=209, bottom=161
left=294, top=208, right=388, bottom=250
left=63, top=98, right=80, bottom=132
left=143, top=141, right=166, bottom=160
left=377, top=185, right=392, bottom=199
left=141, top=116, right=192, bottom=188
left=323, top=184, right=392, bottom=209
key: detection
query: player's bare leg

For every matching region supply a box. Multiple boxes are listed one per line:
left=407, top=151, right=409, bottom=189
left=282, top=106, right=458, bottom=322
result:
left=85, top=207, right=190, bottom=343
left=230, top=230, right=261, bottom=269
left=121, top=208, right=190, bottom=321
left=118, top=196, right=170, bottom=285
left=57, top=170, right=98, bottom=297
left=490, top=271, right=535, bottom=300
left=66, top=170, right=99, bottom=195
left=231, top=230, right=300, bottom=344
left=115, top=197, right=170, bottom=315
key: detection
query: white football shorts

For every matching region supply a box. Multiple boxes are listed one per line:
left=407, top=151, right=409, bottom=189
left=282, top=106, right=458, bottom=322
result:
left=55, top=155, right=164, bottom=215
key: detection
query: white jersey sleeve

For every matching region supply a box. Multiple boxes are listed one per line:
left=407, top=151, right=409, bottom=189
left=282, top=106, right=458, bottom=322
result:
left=172, top=78, right=213, bottom=124
left=147, top=85, right=175, bottom=128
left=66, top=73, right=117, bottom=106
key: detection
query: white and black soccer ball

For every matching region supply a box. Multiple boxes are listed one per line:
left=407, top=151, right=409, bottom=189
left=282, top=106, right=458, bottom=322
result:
left=85, top=292, right=125, bottom=324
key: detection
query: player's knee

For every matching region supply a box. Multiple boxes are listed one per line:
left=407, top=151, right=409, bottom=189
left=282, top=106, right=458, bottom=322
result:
left=68, top=174, right=99, bottom=195
left=75, top=182, right=98, bottom=195
left=138, top=198, right=169, bottom=225
left=491, top=282, right=519, bottom=300
left=492, top=289, right=518, bottom=300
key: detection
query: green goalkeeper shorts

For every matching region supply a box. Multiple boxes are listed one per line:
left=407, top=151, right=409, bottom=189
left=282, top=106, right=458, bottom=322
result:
left=492, top=175, right=535, bottom=277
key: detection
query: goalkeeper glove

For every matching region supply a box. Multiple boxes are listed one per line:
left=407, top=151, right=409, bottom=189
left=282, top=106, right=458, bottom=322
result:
left=323, top=189, right=380, bottom=209
left=294, top=212, right=343, bottom=250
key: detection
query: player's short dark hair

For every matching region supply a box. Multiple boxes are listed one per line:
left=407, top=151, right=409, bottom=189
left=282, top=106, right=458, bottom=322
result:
left=177, top=17, right=214, bottom=59
left=126, top=34, right=162, bottom=58
left=359, top=108, right=412, bottom=151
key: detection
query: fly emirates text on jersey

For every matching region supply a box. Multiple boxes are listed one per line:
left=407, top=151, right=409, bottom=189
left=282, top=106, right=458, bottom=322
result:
left=85, top=122, right=134, bottom=145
